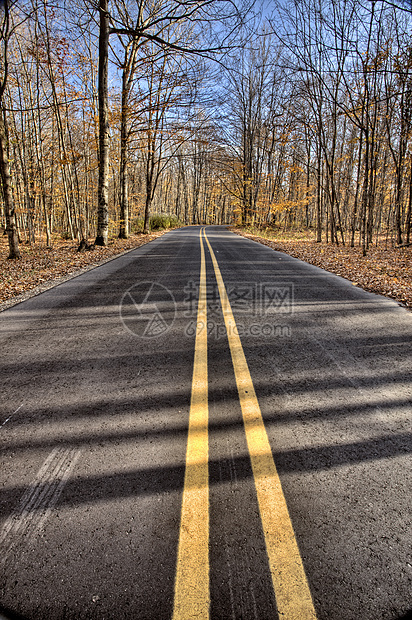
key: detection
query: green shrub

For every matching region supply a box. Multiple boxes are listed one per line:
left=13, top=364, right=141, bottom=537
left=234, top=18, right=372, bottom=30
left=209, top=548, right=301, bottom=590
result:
left=131, top=213, right=181, bottom=232
left=131, top=218, right=144, bottom=233
left=150, top=213, right=181, bottom=230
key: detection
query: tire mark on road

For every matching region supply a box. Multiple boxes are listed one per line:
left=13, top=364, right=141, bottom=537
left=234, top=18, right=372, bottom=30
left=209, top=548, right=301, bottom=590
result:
left=0, top=447, right=81, bottom=566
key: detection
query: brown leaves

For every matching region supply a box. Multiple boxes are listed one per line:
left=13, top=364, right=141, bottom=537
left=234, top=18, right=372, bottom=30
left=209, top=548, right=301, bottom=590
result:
left=2, top=228, right=411, bottom=312
left=0, top=232, right=166, bottom=307
left=233, top=229, right=412, bottom=309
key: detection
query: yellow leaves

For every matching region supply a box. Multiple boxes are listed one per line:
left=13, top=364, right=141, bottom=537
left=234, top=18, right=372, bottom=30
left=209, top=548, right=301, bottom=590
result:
left=0, top=232, right=166, bottom=306
left=270, top=197, right=310, bottom=214
left=233, top=228, right=412, bottom=309
left=271, top=202, right=287, bottom=213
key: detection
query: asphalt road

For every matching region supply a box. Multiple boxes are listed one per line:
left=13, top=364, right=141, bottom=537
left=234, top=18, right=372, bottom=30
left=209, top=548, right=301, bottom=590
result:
left=0, top=226, right=411, bottom=620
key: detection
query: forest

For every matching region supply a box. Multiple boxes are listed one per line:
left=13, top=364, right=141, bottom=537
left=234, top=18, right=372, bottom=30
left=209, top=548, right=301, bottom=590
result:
left=1, top=0, right=412, bottom=259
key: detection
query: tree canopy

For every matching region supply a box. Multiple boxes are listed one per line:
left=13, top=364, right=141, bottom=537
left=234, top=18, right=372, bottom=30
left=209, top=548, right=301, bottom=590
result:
left=1, top=0, right=411, bottom=256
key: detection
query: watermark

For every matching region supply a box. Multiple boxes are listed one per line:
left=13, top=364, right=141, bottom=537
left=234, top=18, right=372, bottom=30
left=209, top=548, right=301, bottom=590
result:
left=183, top=281, right=294, bottom=317
left=120, top=281, right=176, bottom=338
left=120, top=280, right=293, bottom=338
left=184, top=320, right=291, bottom=340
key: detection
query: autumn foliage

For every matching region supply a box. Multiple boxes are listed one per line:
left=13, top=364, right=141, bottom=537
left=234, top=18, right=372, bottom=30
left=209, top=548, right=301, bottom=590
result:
left=233, top=229, right=412, bottom=309
left=0, top=231, right=166, bottom=308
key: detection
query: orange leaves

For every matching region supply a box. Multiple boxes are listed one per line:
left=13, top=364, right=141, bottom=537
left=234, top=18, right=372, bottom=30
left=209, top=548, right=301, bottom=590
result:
left=234, top=228, right=412, bottom=309
left=0, top=232, right=166, bottom=307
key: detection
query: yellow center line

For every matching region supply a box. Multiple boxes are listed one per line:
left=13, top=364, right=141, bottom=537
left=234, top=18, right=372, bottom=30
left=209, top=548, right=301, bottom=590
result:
left=173, top=228, right=209, bottom=620
left=203, top=228, right=317, bottom=620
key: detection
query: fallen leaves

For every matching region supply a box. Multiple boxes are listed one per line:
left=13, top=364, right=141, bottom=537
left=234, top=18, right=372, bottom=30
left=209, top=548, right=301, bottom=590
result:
left=232, top=228, right=412, bottom=310
left=1, top=228, right=411, bottom=312
left=0, top=231, right=166, bottom=309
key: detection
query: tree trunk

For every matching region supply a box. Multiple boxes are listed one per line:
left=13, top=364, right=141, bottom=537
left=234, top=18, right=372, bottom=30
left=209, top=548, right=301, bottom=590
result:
left=118, top=43, right=137, bottom=240
left=0, top=110, right=20, bottom=258
left=405, top=155, right=412, bottom=245
left=143, top=183, right=152, bottom=234
left=118, top=88, right=129, bottom=238
left=143, top=150, right=154, bottom=233
left=394, top=163, right=403, bottom=246
left=95, top=0, right=109, bottom=246
left=350, top=128, right=364, bottom=247
left=316, top=163, right=322, bottom=242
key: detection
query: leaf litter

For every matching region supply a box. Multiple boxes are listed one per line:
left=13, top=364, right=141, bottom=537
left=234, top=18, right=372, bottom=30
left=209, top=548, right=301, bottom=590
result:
left=1, top=229, right=411, bottom=311
left=0, top=232, right=166, bottom=311
left=233, top=229, right=412, bottom=310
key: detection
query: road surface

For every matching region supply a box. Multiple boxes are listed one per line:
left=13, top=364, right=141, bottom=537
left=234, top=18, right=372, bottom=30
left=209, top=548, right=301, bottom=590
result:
left=0, top=226, right=411, bottom=620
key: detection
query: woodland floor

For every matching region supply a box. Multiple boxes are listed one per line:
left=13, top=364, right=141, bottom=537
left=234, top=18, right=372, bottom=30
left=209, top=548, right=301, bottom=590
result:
left=0, top=227, right=411, bottom=311
left=0, top=230, right=167, bottom=311
left=232, top=227, right=412, bottom=310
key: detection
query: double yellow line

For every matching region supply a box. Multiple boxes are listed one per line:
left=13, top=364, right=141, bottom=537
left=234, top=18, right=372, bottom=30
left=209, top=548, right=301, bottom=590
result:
left=173, top=228, right=317, bottom=620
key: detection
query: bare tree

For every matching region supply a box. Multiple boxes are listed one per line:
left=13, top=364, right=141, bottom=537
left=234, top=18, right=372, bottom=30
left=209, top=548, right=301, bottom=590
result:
left=96, top=0, right=109, bottom=245
left=94, top=0, right=254, bottom=244
left=0, top=0, right=20, bottom=258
